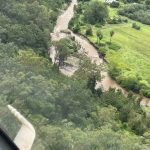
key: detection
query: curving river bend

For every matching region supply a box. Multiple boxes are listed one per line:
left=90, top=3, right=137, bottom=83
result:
left=50, top=0, right=150, bottom=106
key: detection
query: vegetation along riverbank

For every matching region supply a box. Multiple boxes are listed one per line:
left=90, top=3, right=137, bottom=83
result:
left=69, top=0, right=150, bottom=98
left=0, top=0, right=150, bottom=149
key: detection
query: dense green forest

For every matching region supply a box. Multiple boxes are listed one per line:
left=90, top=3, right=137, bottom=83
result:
left=0, top=0, right=150, bottom=149
left=0, top=0, right=69, bottom=55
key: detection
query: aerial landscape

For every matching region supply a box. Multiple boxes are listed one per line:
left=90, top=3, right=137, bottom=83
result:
left=0, top=0, right=150, bottom=149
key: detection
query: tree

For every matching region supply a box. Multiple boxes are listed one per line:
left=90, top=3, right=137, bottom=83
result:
left=145, top=0, right=150, bottom=5
left=96, top=30, right=103, bottom=44
left=110, top=30, right=115, bottom=43
left=54, top=38, right=78, bottom=66
left=84, top=1, right=108, bottom=25
left=91, top=106, right=118, bottom=128
left=75, top=55, right=102, bottom=93
left=128, top=112, right=147, bottom=135
left=85, top=25, right=93, bottom=36
left=56, top=43, right=70, bottom=66
left=110, top=1, right=120, bottom=8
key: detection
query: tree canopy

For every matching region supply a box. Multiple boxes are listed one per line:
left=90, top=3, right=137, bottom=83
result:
left=0, top=0, right=150, bottom=149
left=84, top=1, right=109, bottom=25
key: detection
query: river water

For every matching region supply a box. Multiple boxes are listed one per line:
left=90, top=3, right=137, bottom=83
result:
left=50, top=0, right=150, bottom=106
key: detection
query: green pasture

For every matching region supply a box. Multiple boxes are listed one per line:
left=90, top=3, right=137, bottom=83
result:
left=79, top=7, right=150, bottom=92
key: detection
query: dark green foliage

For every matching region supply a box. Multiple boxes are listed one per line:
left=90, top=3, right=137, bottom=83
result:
left=132, top=23, right=141, bottom=30
left=118, top=4, right=150, bottom=25
left=107, top=16, right=128, bottom=24
left=145, top=0, right=150, bottom=5
left=125, top=0, right=141, bottom=3
left=108, top=43, right=121, bottom=50
left=87, top=75, right=97, bottom=93
left=54, top=38, right=79, bottom=66
left=84, top=1, right=109, bottom=25
left=0, top=0, right=68, bottom=55
left=110, top=30, right=115, bottom=43
left=74, top=3, right=83, bottom=14
left=108, top=66, right=122, bottom=80
left=0, top=42, right=149, bottom=148
left=69, top=12, right=81, bottom=32
left=99, top=46, right=108, bottom=55
left=78, top=0, right=91, bottom=2
left=0, top=0, right=150, bottom=149
left=110, top=1, right=120, bottom=8
left=69, top=13, right=81, bottom=33
left=99, top=88, right=148, bottom=135
left=72, top=24, right=80, bottom=33
left=96, top=30, right=103, bottom=44
left=85, top=25, right=93, bottom=36
left=120, top=76, right=141, bottom=92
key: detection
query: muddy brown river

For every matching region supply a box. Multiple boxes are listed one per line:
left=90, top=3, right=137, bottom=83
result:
left=50, top=0, right=150, bottom=106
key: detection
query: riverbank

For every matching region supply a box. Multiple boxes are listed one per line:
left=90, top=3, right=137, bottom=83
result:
left=49, top=0, right=150, bottom=107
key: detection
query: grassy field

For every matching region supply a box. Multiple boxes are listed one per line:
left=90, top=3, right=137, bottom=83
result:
left=85, top=23, right=150, bottom=81
left=77, top=3, right=150, bottom=96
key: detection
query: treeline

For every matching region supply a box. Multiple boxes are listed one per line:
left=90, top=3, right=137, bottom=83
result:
left=118, top=3, right=150, bottom=25
left=0, top=0, right=69, bottom=56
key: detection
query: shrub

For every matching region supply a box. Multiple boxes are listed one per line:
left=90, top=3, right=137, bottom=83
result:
left=108, top=43, right=121, bottom=50
left=99, top=47, right=108, bottom=55
left=74, top=4, right=82, bottom=13
left=124, top=18, right=128, bottom=23
left=126, top=0, right=140, bottom=3
left=72, top=25, right=80, bottom=33
left=70, top=36, right=75, bottom=41
left=145, top=0, right=150, bottom=5
left=95, top=24, right=102, bottom=28
left=85, top=26, right=93, bottom=36
left=61, top=29, right=71, bottom=34
left=110, top=1, right=120, bottom=8
left=108, top=66, right=121, bottom=79
left=120, top=75, right=140, bottom=92
left=98, top=42, right=106, bottom=47
left=107, top=16, right=128, bottom=24
left=132, top=23, right=141, bottom=30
